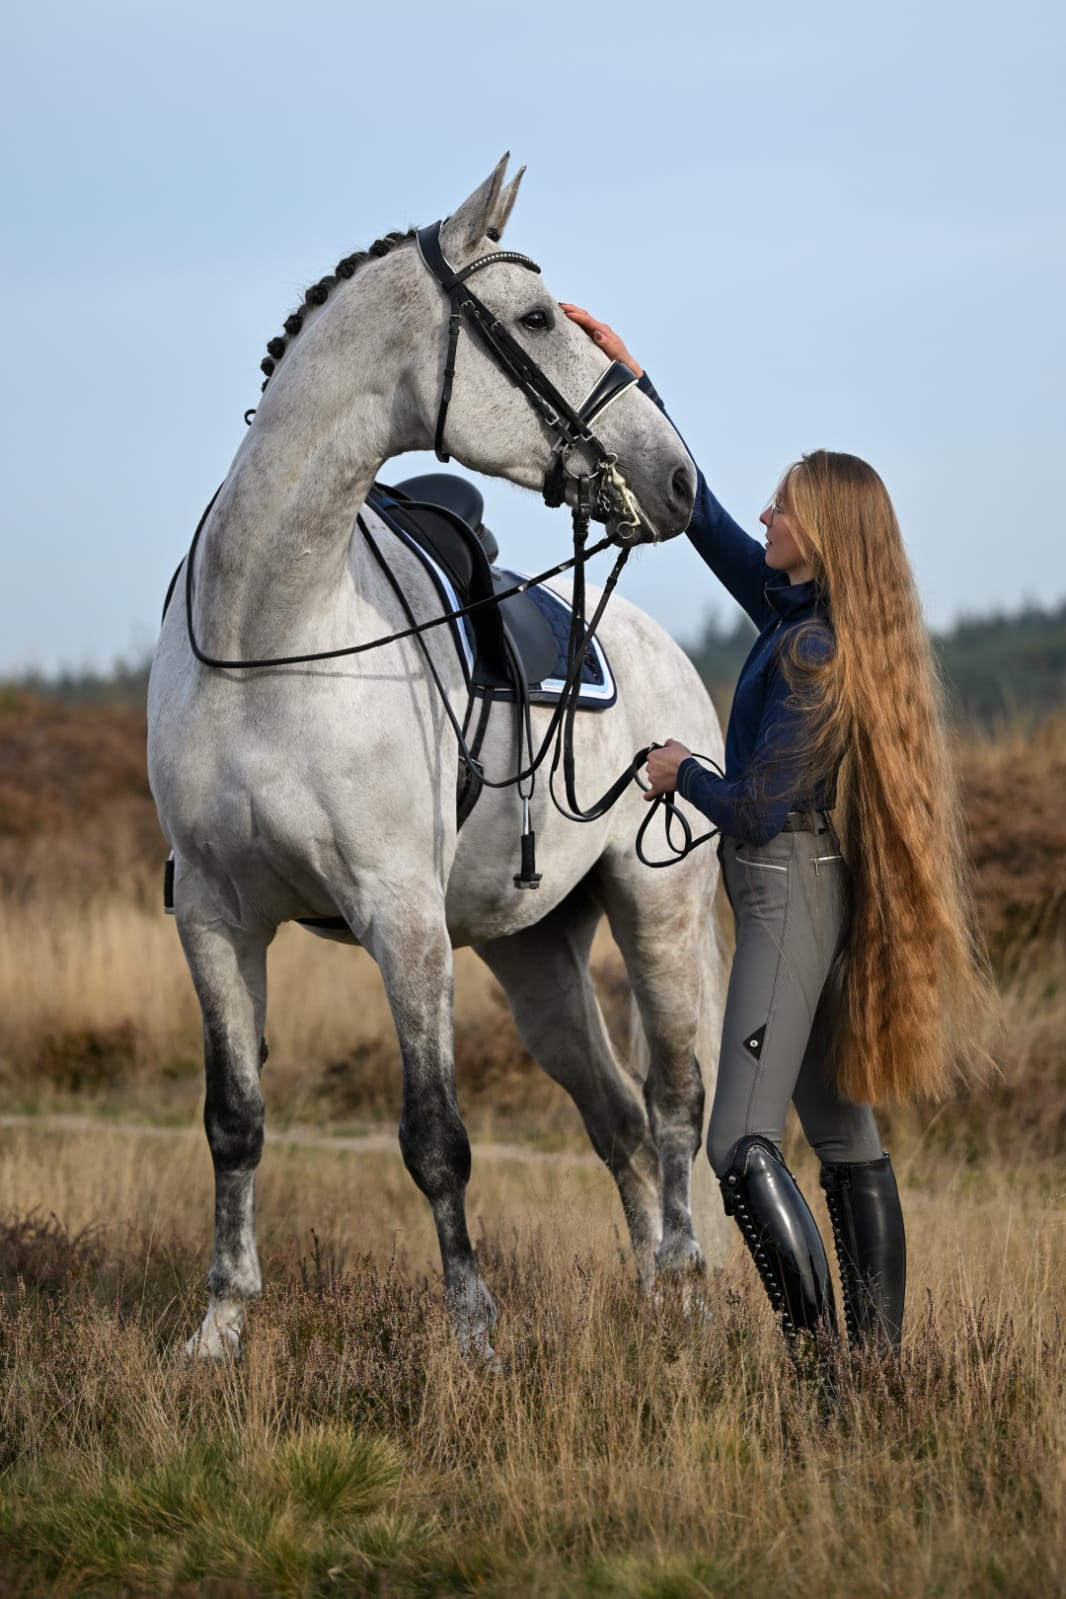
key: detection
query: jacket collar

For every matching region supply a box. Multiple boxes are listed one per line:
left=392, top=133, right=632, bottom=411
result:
left=764, top=570, right=829, bottom=623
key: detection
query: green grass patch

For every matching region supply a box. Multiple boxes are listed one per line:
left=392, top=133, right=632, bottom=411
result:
left=1, top=1425, right=417, bottom=1596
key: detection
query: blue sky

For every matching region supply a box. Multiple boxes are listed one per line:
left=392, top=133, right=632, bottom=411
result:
left=2, top=0, right=1063, bottom=675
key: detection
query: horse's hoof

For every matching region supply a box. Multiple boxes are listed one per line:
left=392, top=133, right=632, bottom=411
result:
left=655, top=1234, right=706, bottom=1278
left=676, top=1284, right=715, bottom=1323
left=447, top=1277, right=499, bottom=1368
left=455, top=1327, right=503, bottom=1370
left=183, top=1323, right=242, bottom=1363
left=456, top=1339, right=505, bottom=1375
left=651, top=1238, right=713, bottom=1323
left=649, top=1280, right=714, bottom=1323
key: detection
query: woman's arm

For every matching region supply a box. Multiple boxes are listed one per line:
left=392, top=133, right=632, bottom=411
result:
left=682, top=472, right=773, bottom=627
left=645, top=630, right=833, bottom=845
left=561, top=305, right=772, bottom=627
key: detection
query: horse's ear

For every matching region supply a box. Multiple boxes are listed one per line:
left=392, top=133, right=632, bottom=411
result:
left=491, top=165, right=525, bottom=240
left=441, top=154, right=524, bottom=260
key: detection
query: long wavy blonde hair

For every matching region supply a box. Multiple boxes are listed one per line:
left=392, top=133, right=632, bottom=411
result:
left=776, top=450, right=994, bottom=1104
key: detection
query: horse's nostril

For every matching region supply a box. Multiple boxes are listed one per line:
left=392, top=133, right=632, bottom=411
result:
left=670, top=462, right=697, bottom=514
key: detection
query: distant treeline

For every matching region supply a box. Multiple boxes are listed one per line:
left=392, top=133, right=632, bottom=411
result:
left=933, top=602, right=1066, bottom=724
left=686, top=599, right=1066, bottom=727
left=7, top=600, right=1066, bottom=727
left=6, top=659, right=152, bottom=711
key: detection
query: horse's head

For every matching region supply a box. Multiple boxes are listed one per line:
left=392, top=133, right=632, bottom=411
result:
left=406, top=156, right=696, bottom=545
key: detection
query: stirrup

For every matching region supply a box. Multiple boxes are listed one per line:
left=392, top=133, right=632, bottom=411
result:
left=820, top=1153, right=906, bottom=1352
left=720, top=1136, right=836, bottom=1344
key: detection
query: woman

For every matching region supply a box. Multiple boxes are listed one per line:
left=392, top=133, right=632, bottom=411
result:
left=563, top=304, right=993, bottom=1357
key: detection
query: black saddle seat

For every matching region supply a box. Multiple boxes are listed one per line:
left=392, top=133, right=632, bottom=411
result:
left=393, top=473, right=500, bottom=564
left=369, top=476, right=557, bottom=689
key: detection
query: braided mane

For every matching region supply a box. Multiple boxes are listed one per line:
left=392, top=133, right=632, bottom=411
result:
left=257, top=228, right=416, bottom=393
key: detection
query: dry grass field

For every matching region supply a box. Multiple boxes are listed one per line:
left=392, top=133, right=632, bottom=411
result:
left=0, top=692, right=1064, bottom=1596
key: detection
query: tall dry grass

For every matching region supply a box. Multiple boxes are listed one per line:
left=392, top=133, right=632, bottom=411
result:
left=0, top=1121, right=1064, bottom=1597
left=5, top=859, right=1063, bottom=1165
left=4, top=865, right=1063, bottom=1164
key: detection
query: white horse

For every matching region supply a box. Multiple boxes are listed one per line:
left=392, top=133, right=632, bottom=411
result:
left=148, top=156, right=726, bottom=1362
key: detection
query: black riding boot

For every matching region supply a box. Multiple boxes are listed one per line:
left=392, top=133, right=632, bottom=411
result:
left=720, top=1136, right=836, bottom=1346
left=820, top=1153, right=906, bottom=1353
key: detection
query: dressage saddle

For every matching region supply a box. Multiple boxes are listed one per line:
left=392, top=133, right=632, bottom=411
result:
left=370, top=473, right=559, bottom=692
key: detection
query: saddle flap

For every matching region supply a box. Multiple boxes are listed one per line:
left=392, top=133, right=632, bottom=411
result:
left=381, top=498, right=478, bottom=595
left=491, top=576, right=559, bottom=690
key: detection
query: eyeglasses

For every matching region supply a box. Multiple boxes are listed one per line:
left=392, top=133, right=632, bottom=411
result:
left=766, top=498, right=785, bottom=518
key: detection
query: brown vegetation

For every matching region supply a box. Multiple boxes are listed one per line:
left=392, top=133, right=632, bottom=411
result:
left=0, top=691, right=161, bottom=910
left=4, top=689, right=1063, bottom=956
left=0, top=691, right=1062, bottom=1155
left=957, top=712, right=1066, bottom=960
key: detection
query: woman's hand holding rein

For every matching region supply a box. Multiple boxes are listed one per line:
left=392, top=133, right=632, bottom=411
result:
left=644, top=739, right=692, bottom=800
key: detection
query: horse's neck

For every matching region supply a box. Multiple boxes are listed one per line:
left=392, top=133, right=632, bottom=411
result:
left=192, top=262, right=421, bottom=658
left=194, top=430, right=381, bottom=659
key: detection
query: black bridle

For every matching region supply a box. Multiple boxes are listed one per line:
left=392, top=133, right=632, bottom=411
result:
left=415, top=220, right=643, bottom=531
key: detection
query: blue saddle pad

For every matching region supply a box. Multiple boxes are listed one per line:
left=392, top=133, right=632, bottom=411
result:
left=495, top=572, right=616, bottom=708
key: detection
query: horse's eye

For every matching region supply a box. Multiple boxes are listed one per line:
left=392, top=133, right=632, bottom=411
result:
left=520, top=309, right=552, bottom=331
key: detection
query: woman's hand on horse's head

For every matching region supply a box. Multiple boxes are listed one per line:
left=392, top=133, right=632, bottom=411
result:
left=644, top=739, right=691, bottom=800
left=560, top=304, right=644, bottom=379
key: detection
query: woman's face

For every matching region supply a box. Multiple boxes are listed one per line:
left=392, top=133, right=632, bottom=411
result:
left=760, top=495, right=815, bottom=584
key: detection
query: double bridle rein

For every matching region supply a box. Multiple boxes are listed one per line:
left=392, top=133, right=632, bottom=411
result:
left=180, top=218, right=720, bottom=882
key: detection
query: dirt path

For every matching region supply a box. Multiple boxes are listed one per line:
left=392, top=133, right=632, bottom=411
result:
left=0, top=1112, right=601, bottom=1169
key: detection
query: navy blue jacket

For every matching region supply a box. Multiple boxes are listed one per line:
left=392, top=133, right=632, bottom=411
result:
left=640, top=374, right=837, bottom=844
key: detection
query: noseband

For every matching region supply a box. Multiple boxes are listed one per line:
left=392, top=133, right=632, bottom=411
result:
left=416, top=220, right=642, bottom=533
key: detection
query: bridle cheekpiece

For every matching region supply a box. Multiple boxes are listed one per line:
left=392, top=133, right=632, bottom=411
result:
left=416, top=220, right=646, bottom=542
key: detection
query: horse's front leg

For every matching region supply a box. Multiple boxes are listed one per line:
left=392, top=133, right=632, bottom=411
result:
left=371, top=895, right=497, bottom=1364
left=177, top=903, right=270, bottom=1358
